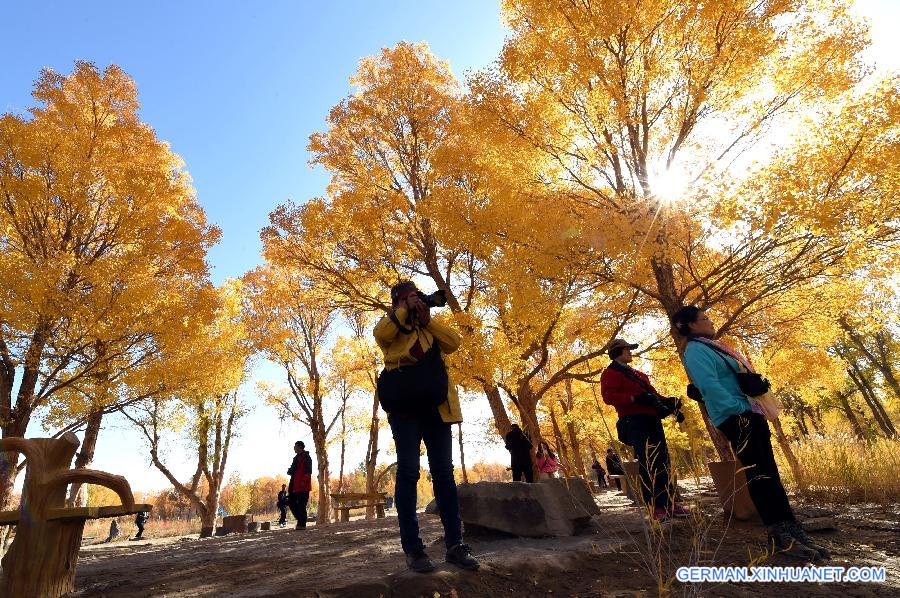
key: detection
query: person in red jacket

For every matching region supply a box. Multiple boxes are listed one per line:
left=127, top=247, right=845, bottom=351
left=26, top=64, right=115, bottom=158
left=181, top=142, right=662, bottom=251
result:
left=287, top=440, right=313, bottom=530
left=600, top=339, right=688, bottom=522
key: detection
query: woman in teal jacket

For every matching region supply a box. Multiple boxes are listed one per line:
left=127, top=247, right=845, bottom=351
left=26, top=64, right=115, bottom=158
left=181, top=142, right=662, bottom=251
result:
left=672, top=306, right=828, bottom=561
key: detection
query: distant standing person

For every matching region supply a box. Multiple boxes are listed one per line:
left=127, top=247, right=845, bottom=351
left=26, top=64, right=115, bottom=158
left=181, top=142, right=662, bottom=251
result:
left=591, top=458, right=607, bottom=489
left=106, top=518, right=120, bottom=543
left=287, top=440, right=313, bottom=530
left=133, top=512, right=148, bottom=540
left=605, top=449, right=624, bottom=490
left=277, top=484, right=289, bottom=527
left=504, top=423, right=534, bottom=483
left=535, top=441, right=559, bottom=479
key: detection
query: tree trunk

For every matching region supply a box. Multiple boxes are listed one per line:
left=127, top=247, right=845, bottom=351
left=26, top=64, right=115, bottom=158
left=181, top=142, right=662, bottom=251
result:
left=338, top=403, right=347, bottom=495
left=771, top=417, right=803, bottom=488
left=655, top=258, right=733, bottom=461
left=202, top=486, right=220, bottom=536
left=840, top=319, right=900, bottom=402
left=482, top=383, right=512, bottom=437
left=312, top=428, right=331, bottom=525
left=807, top=406, right=825, bottom=435
left=199, top=498, right=216, bottom=537
left=0, top=357, right=17, bottom=515
left=548, top=403, right=570, bottom=474
left=848, top=368, right=897, bottom=437
left=794, top=409, right=810, bottom=436
left=365, top=391, right=380, bottom=519
left=836, top=391, right=867, bottom=439
left=0, top=419, right=28, bottom=514
left=67, top=407, right=104, bottom=507
left=562, top=380, right=586, bottom=476
left=457, top=423, right=468, bottom=483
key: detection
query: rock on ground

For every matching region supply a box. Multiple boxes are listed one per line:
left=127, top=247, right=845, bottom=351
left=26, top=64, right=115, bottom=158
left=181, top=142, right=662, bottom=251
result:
left=457, top=477, right=599, bottom=537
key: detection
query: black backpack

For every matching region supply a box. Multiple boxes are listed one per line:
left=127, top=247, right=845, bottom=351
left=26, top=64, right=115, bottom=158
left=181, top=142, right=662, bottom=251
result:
left=376, top=343, right=449, bottom=416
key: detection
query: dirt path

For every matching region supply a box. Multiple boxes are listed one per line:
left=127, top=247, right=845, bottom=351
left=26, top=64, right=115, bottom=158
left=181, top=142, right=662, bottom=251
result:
left=71, top=489, right=900, bottom=597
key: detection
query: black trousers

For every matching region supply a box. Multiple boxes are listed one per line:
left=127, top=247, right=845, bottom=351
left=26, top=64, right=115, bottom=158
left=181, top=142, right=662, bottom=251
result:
left=511, top=459, right=534, bottom=483
left=288, top=492, right=310, bottom=526
left=619, top=414, right=674, bottom=509
left=278, top=506, right=287, bottom=525
left=717, top=412, right=795, bottom=526
left=389, top=413, right=463, bottom=555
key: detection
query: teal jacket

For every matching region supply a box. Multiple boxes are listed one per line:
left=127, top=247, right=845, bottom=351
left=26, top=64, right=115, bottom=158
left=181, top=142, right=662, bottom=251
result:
left=682, top=340, right=752, bottom=427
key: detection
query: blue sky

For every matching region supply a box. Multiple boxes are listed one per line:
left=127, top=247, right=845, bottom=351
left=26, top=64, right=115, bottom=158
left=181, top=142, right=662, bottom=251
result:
left=2, top=1, right=898, bottom=493
left=1, top=0, right=506, bottom=286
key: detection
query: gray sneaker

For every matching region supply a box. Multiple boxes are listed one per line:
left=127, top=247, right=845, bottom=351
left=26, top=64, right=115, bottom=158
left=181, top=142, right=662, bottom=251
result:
left=767, top=522, right=821, bottom=561
left=787, top=521, right=831, bottom=560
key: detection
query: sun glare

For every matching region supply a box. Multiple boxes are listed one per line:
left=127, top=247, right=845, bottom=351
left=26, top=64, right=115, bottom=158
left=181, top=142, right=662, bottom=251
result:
left=651, top=165, right=692, bottom=205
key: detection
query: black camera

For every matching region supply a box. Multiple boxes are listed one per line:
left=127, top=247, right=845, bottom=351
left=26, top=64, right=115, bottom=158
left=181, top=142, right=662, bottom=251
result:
left=416, top=289, right=447, bottom=308
left=634, top=393, right=685, bottom=423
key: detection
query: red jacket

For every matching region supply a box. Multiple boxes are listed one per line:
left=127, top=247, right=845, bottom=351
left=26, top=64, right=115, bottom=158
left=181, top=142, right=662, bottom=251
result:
left=600, top=362, right=659, bottom=418
left=288, top=451, right=313, bottom=494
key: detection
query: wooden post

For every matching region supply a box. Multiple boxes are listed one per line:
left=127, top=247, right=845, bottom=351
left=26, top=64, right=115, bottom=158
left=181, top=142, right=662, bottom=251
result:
left=0, top=433, right=136, bottom=597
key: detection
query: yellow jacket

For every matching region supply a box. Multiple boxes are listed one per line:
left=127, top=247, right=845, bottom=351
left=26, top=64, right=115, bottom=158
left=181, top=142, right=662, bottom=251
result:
left=373, top=306, right=463, bottom=424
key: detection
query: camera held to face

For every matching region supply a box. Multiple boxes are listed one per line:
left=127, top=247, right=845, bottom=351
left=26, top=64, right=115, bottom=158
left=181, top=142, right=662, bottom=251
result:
left=416, top=288, right=447, bottom=309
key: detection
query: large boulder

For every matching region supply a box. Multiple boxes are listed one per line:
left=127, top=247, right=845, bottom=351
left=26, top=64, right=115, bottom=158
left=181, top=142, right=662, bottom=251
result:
left=457, top=477, right=599, bottom=537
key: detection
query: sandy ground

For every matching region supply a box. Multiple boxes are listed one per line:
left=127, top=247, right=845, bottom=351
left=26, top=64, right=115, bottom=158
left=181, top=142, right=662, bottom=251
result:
left=70, top=483, right=900, bottom=597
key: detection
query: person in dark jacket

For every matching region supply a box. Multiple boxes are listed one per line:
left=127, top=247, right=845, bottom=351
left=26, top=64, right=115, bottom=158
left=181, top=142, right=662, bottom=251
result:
left=504, top=423, right=534, bottom=483
left=277, top=484, right=288, bottom=527
left=605, top=448, right=624, bottom=490
left=591, top=458, right=607, bottom=488
left=600, top=339, right=688, bottom=522
left=287, top=441, right=313, bottom=530
left=106, top=518, right=120, bottom=542
left=133, top=512, right=148, bottom=539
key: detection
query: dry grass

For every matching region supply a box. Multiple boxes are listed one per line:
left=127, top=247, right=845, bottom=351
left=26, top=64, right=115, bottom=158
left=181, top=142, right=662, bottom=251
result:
left=780, top=433, right=900, bottom=504
left=83, top=517, right=198, bottom=544
left=82, top=511, right=285, bottom=544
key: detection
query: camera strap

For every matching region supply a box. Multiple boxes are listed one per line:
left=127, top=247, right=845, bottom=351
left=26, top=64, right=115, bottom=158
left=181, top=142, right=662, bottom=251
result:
left=689, top=340, right=744, bottom=374
left=608, top=361, right=660, bottom=398
left=388, top=310, right=414, bottom=335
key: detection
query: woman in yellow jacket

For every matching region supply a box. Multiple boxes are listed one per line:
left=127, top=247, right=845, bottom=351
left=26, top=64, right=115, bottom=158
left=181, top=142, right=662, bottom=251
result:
left=374, top=281, right=478, bottom=573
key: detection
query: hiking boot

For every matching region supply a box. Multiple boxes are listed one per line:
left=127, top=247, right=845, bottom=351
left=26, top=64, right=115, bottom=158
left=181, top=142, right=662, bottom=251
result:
left=670, top=503, right=691, bottom=518
left=767, top=522, right=820, bottom=561
left=295, top=522, right=306, bottom=530
left=652, top=507, right=670, bottom=522
left=787, top=521, right=831, bottom=560
left=406, top=550, right=436, bottom=573
left=446, top=543, right=480, bottom=570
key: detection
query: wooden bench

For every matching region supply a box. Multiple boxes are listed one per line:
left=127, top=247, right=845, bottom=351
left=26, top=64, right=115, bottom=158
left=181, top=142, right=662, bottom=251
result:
left=330, top=492, right=387, bottom=522
left=0, top=433, right=151, bottom=597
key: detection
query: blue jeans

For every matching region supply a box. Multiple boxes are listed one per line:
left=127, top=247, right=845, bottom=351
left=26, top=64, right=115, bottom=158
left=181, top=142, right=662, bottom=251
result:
left=389, top=413, right=463, bottom=555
